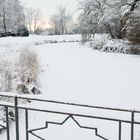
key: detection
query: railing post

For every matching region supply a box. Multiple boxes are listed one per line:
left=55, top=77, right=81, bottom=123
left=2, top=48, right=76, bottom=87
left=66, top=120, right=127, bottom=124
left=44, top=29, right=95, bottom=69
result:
left=131, top=111, right=134, bottom=140
left=119, top=121, right=121, bottom=140
left=6, top=106, right=10, bottom=140
left=15, top=96, right=19, bottom=140
left=25, top=109, right=29, bottom=140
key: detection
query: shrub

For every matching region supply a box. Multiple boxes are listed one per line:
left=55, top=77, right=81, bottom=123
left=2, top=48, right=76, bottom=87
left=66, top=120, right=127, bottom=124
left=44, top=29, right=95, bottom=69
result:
left=0, top=47, right=39, bottom=93
left=0, top=25, right=29, bottom=37
left=129, top=46, right=140, bottom=54
left=18, top=25, right=29, bottom=37
left=0, top=59, right=13, bottom=92
left=18, top=47, right=39, bottom=84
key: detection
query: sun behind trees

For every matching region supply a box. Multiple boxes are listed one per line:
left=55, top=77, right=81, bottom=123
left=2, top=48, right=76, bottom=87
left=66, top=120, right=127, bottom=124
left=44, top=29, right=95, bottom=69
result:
left=0, top=0, right=77, bottom=36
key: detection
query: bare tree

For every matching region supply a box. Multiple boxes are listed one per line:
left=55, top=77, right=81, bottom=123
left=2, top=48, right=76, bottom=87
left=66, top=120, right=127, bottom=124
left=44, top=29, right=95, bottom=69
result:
left=78, top=0, right=105, bottom=41
left=25, top=7, right=43, bottom=33
left=51, top=4, right=72, bottom=35
left=25, top=8, right=33, bottom=33
left=33, top=9, right=42, bottom=32
left=51, top=15, right=59, bottom=34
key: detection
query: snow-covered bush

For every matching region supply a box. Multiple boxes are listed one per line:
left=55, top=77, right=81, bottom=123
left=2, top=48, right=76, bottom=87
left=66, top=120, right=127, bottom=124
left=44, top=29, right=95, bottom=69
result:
left=90, top=34, right=111, bottom=50
left=18, top=25, right=29, bottom=37
left=0, top=47, right=40, bottom=122
left=129, top=45, right=140, bottom=54
left=0, top=62, right=12, bottom=92
left=0, top=47, right=39, bottom=93
left=101, top=39, right=130, bottom=54
left=90, top=34, right=137, bottom=54
left=0, top=25, right=29, bottom=37
left=0, top=32, right=13, bottom=37
left=18, top=47, right=39, bottom=84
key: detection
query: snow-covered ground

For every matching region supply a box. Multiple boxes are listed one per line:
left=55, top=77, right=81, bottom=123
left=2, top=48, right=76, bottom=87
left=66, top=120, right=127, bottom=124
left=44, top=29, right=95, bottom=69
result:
left=0, top=34, right=140, bottom=140
left=0, top=34, right=81, bottom=47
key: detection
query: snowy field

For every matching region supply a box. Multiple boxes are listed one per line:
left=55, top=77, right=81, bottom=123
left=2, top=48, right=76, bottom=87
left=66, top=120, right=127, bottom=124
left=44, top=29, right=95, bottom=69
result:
left=0, top=34, right=140, bottom=140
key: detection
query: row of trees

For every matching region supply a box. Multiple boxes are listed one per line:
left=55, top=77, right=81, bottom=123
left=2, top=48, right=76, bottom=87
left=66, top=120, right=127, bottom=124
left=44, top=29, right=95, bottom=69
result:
left=1, top=0, right=140, bottom=39
left=25, top=4, right=78, bottom=35
left=0, top=0, right=76, bottom=36
left=28, top=5, right=76, bottom=35
left=78, top=0, right=140, bottom=42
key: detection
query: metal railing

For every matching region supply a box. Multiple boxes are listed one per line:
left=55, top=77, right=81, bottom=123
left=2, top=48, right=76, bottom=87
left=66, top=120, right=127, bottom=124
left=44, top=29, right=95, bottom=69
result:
left=0, top=94, right=140, bottom=140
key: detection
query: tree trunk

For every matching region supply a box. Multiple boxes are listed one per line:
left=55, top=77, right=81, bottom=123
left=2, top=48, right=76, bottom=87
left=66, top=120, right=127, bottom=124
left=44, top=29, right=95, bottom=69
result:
left=2, top=4, right=7, bottom=35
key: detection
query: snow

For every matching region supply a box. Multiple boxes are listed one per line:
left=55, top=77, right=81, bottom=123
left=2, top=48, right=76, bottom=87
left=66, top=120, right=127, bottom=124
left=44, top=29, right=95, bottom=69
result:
left=0, top=34, right=81, bottom=47
left=36, top=42, right=140, bottom=109
left=0, top=34, right=140, bottom=139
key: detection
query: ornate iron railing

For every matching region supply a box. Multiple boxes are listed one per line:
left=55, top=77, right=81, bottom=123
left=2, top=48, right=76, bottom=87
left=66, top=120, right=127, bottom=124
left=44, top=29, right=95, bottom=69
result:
left=0, top=94, right=140, bottom=140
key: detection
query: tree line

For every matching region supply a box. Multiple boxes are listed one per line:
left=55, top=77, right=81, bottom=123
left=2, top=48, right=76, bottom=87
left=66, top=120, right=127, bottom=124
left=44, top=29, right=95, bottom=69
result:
left=1, top=0, right=140, bottom=42
left=0, top=0, right=77, bottom=36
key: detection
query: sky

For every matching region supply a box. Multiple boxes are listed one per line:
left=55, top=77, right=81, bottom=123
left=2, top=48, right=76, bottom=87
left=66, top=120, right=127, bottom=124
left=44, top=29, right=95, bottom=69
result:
left=21, top=0, right=80, bottom=26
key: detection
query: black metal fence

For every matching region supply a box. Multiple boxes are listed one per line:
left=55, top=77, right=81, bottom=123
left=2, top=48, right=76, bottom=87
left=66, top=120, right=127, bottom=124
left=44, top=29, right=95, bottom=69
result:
left=0, top=94, right=140, bottom=140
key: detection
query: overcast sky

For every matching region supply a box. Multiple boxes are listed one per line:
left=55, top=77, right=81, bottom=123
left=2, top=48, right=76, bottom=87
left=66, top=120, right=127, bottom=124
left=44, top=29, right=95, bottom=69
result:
left=21, top=0, right=79, bottom=24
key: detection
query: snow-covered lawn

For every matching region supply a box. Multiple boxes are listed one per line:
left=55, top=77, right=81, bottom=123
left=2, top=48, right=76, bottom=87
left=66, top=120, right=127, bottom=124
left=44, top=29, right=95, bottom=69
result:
left=36, top=40, right=140, bottom=110
left=0, top=34, right=140, bottom=140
